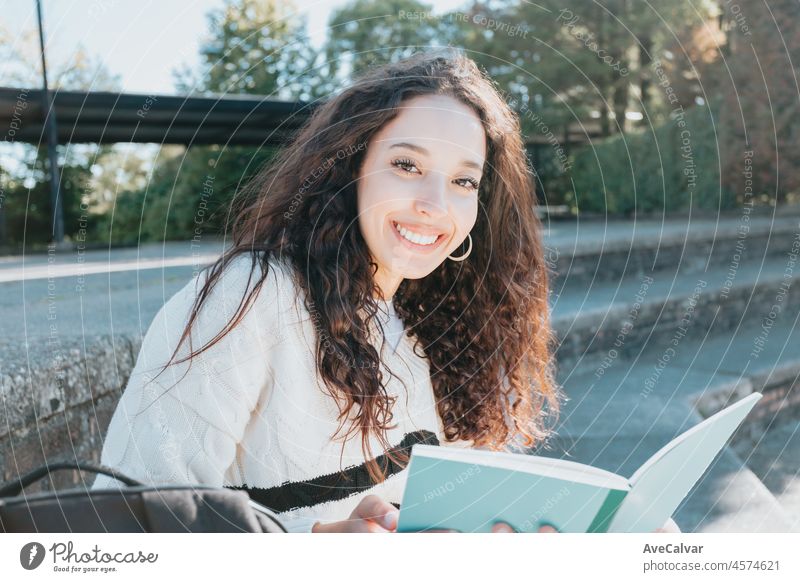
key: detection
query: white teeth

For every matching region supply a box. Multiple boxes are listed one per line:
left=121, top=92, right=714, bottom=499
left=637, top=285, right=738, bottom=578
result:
left=394, top=221, right=439, bottom=246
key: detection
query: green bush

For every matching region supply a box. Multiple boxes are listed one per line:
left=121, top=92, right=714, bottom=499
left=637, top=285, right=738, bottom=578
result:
left=95, top=144, right=279, bottom=244
left=567, top=104, right=733, bottom=215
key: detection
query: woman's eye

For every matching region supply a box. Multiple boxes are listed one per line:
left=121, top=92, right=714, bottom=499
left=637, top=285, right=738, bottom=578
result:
left=391, top=158, right=479, bottom=191
left=391, top=158, right=420, bottom=174
left=455, top=177, right=480, bottom=191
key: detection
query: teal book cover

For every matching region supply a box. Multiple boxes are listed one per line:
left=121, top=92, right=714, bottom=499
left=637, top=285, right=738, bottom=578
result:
left=397, top=392, right=762, bottom=533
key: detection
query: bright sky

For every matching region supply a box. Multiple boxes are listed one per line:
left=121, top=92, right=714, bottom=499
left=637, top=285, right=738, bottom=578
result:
left=1, top=0, right=471, bottom=95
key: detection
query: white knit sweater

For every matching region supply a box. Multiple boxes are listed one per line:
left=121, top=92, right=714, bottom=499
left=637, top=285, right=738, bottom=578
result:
left=91, top=252, right=469, bottom=532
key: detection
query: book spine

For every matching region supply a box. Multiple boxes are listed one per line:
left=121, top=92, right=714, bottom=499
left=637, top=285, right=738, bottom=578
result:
left=587, top=489, right=628, bottom=533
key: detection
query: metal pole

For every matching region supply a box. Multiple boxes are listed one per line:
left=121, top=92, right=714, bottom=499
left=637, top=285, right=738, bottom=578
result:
left=36, top=0, right=64, bottom=244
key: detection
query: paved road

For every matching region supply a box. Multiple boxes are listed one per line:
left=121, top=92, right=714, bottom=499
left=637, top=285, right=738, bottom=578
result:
left=1, top=211, right=797, bottom=345
left=0, top=240, right=226, bottom=344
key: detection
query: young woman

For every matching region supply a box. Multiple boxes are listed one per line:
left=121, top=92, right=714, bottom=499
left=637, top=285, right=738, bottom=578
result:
left=92, top=49, right=677, bottom=533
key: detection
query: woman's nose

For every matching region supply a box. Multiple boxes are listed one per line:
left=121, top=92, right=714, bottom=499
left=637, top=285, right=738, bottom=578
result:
left=413, top=173, right=448, bottom=218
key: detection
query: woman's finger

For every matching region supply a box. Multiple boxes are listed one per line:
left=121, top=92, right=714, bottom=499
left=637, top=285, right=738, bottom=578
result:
left=491, top=521, right=516, bottom=533
left=353, top=494, right=400, bottom=530
left=538, top=524, right=559, bottom=533
left=354, top=519, right=392, bottom=533
left=653, top=518, right=681, bottom=533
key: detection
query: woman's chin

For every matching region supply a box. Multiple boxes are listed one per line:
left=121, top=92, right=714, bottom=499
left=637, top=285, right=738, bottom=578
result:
left=384, top=255, right=437, bottom=279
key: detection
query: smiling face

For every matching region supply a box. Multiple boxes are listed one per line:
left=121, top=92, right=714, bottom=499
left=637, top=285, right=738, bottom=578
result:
left=356, top=93, right=487, bottom=300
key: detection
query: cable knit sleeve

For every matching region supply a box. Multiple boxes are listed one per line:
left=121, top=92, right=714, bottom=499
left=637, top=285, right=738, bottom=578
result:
left=91, top=254, right=281, bottom=494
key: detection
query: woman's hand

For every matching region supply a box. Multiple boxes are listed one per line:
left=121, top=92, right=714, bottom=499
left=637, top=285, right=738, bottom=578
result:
left=415, top=522, right=557, bottom=533
left=491, top=522, right=558, bottom=533
left=653, top=517, right=682, bottom=533
left=311, top=494, right=399, bottom=533
left=490, top=517, right=682, bottom=533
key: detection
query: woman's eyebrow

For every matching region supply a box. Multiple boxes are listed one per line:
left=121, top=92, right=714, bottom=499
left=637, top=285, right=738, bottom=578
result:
left=388, top=141, right=483, bottom=172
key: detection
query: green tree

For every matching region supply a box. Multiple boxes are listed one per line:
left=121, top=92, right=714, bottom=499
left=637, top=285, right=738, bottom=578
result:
left=711, top=0, right=800, bottom=205
left=324, top=0, right=443, bottom=82
left=175, top=0, right=320, bottom=100
left=0, top=31, right=122, bottom=248
left=128, top=0, right=318, bottom=244
left=2, top=147, right=96, bottom=246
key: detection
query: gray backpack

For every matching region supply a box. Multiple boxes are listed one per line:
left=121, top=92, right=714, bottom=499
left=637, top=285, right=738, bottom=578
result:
left=0, top=461, right=287, bottom=533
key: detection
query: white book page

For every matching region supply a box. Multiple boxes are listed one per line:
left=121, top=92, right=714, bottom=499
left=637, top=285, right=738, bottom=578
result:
left=607, top=392, right=762, bottom=532
left=413, top=444, right=630, bottom=490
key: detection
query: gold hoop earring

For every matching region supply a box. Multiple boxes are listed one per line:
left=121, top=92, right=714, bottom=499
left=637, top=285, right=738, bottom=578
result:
left=447, top=233, right=472, bottom=262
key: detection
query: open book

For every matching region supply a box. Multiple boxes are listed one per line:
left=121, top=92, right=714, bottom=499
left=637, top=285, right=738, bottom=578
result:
left=397, top=392, right=762, bottom=533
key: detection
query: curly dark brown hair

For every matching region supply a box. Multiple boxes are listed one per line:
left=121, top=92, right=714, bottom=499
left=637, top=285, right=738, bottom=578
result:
left=152, top=48, right=563, bottom=485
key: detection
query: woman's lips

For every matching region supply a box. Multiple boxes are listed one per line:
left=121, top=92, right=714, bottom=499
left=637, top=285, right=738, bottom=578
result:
left=392, top=219, right=446, bottom=237
left=390, top=219, right=447, bottom=252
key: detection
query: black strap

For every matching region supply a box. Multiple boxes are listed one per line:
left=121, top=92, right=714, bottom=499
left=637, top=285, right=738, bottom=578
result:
left=227, top=429, right=439, bottom=513
left=0, top=461, right=143, bottom=497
